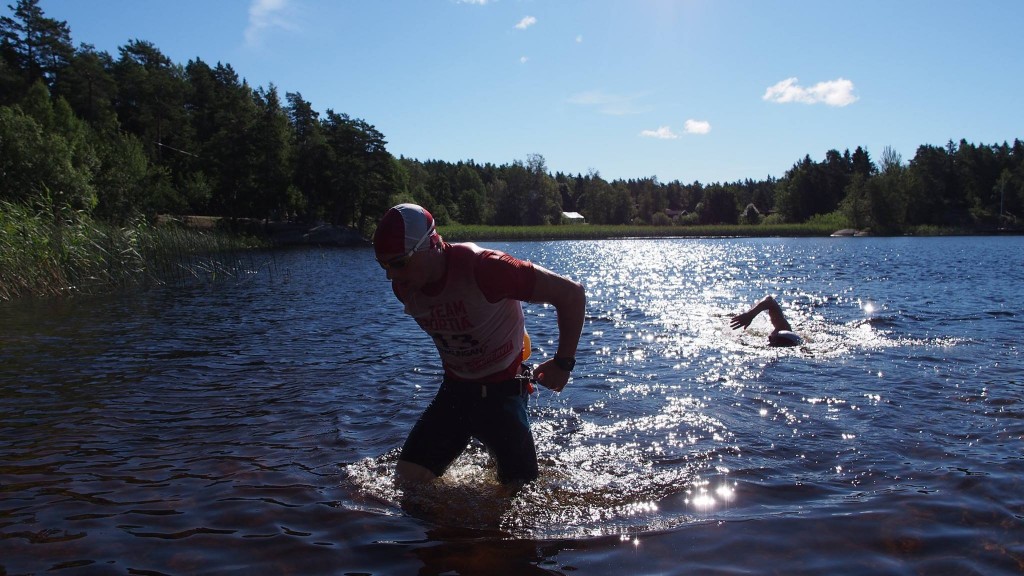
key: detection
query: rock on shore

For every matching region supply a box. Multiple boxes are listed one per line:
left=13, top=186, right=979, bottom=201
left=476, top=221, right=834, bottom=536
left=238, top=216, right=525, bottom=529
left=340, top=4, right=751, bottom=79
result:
left=158, top=215, right=369, bottom=247
left=265, top=222, right=369, bottom=247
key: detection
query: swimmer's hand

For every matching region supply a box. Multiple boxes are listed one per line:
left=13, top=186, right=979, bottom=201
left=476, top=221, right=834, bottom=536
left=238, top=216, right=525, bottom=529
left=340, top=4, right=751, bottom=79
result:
left=730, top=311, right=756, bottom=330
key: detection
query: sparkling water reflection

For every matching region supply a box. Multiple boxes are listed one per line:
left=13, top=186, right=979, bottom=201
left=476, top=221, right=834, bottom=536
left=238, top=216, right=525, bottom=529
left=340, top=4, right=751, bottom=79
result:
left=1, top=237, right=1022, bottom=574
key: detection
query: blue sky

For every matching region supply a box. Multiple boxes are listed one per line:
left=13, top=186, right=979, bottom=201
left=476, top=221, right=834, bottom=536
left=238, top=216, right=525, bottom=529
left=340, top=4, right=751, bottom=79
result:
left=31, top=0, right=1024, bottom=184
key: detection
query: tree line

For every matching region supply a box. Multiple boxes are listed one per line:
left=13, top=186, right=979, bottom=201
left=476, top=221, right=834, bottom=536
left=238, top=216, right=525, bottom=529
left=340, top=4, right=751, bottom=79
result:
left=2, top=0, right=1021, bottom=238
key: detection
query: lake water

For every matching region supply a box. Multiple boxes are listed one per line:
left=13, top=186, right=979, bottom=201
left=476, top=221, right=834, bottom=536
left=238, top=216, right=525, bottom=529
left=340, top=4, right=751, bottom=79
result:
left=1, top=236, right=1022, bottom=575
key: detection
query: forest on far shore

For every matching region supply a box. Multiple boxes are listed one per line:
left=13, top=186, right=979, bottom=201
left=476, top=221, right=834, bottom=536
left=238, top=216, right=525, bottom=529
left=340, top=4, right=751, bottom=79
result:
left=2, top=0, right=1023, bottom=240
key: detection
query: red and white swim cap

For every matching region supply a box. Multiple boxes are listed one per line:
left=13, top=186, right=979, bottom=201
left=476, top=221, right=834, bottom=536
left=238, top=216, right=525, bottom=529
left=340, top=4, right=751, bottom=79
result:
left=373, top=203, right=437, bottom=258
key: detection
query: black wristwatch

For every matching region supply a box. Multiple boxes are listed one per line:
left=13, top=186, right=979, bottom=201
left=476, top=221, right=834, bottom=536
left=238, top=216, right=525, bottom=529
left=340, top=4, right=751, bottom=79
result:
left=554, top=356, right=576, bottom=372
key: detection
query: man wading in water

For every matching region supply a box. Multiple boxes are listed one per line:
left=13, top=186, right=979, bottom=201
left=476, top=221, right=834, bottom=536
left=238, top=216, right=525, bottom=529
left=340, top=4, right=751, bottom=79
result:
left=373, top=203, right=586, bottom=492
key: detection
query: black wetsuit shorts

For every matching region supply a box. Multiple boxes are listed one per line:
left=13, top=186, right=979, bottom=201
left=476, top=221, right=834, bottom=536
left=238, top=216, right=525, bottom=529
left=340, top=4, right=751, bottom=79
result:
left=398, top=380, right=538, bottom=484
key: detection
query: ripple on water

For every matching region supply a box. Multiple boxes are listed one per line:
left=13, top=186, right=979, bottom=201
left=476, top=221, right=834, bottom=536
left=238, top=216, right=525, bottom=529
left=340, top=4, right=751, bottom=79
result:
left=3, top=239, right=1023, bottom=575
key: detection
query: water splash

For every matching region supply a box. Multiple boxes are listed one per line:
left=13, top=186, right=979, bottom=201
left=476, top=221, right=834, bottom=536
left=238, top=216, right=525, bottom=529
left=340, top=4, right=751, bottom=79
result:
left=344, top=389, right=733, bottom=539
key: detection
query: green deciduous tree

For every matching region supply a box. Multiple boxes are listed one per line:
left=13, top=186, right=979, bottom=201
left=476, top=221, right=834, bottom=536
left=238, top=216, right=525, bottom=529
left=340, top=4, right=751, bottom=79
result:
left=0, top=98, right=96, bottom=214
left=524, top=154, right=560, bottom=225
left=452, top=163, right=489, bottom=224
left=845, top=145, right=907, bottom=234
left=492, top=161, right=530, bottom=225
left=91, top=131, right=148, bottom=222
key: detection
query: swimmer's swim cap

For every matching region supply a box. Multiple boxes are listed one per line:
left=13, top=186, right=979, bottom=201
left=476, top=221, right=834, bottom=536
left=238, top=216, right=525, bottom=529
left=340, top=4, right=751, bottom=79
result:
left=373, top=203, right=438, bottom=259
left=769, top=330, right=802, bottom=347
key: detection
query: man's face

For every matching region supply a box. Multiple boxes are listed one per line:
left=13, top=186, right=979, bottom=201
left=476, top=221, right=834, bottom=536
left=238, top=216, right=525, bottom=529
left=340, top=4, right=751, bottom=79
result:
left=377, top=249, right=428, bottom=292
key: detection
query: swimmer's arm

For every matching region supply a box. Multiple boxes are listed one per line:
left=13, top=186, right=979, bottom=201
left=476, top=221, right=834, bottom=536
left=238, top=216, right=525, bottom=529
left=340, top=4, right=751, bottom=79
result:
left=763, top=296, right=793, bottom=332
left=731, top=296, right=792, bottom=333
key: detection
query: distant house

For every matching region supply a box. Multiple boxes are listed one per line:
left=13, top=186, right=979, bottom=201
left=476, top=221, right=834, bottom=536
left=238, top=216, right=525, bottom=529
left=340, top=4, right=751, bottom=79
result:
left=561, top=211, right=586, bottom=224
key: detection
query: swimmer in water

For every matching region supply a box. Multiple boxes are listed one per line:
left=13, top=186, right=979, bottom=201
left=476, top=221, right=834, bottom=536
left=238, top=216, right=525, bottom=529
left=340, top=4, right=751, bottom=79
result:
left=730, top=295, right=802, bottom=347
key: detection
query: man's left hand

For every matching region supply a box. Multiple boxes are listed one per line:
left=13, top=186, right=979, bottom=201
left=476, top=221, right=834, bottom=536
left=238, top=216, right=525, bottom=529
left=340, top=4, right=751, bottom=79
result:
left=534, top=359, right=570, bottom=392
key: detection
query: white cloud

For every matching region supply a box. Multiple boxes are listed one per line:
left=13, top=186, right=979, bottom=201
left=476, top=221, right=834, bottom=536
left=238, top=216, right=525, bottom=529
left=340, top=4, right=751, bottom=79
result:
left=567, top=90, right=651, bottom=115
left=763, top=77, right=858, bottom=107
left=640, top=126, right=679, bottom=140
left=520, top=56, right=529, bottom=64
left=244, top=0, right=296, bottom=47
left=684, top=119, right=711, bottom=134
left=515, top=16, right=537, bottom=30
left=457, top=0, right=489, bottom=4
left=576, top=34, right=583, bottom=43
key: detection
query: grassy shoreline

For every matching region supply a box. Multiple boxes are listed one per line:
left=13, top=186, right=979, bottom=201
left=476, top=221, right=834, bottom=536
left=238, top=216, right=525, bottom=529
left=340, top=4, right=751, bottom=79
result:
left=441, top=222, right=842, bottom=242
left=438, top=222, right=1021, bottom=242
left=3, top=207, right=1016, bottom=301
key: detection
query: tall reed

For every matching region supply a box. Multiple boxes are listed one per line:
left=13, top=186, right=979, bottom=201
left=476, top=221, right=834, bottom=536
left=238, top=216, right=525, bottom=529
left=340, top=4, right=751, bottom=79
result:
left=0, top=202, right=266, bottom=301
left=138, top=218, right=271, bottom=287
